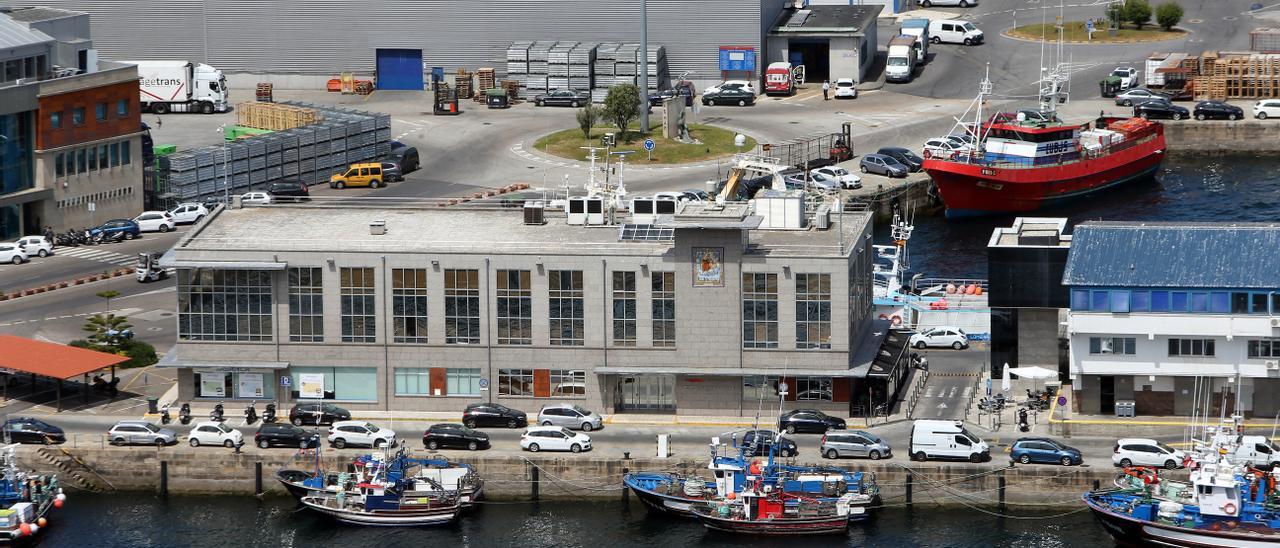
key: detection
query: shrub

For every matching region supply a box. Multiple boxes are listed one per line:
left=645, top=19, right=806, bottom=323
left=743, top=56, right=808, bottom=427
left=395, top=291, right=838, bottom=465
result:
left=1124, top=0, right=1152, bottom=29
left=120, top=339, right=158, bottom=369
left=1156, top=2, right=1183, bottom=31
left=576, top=105, right=600, bottom=141
left=604, top=84, right=641, bottom=141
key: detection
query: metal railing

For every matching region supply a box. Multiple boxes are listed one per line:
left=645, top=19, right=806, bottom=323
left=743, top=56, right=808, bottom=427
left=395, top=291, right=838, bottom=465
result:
left=906, top=369, right=931, bottom=420
left=929, top=128, right=1160, bottom=170
left=963, top=362, right=987, bottom=423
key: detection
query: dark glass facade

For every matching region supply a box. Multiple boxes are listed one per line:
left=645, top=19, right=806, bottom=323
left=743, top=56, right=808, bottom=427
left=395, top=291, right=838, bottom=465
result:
left=988, top=245, right=1069, bottom=379
left=0, top=111, right=34, bottom=240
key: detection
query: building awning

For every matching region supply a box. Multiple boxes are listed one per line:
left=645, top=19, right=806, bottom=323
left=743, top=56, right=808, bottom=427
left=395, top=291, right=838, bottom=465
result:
left=849, top=320, right=911, bottom=379
left=158, top=252, right=287, bottom=271
left=156, top=351, right=288, bottom=370
left=0, top=335, right=129, bottom=380
left=593, top=367, right=864, bottom=378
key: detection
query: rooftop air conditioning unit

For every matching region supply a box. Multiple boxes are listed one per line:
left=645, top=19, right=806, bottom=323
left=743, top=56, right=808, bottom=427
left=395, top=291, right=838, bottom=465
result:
left=369, top=220, right=386, bottom=235
left=1272, top=318, right=1280, bottom=327
left=1267, top=360, right=1279, bottom=370
left=567, top=197, right=587, bottom=225
left=632, top=197, right=656, bottom=225
left=523, top=201, right=546, bottom=225
left=585, top=197, right=605, bottom=225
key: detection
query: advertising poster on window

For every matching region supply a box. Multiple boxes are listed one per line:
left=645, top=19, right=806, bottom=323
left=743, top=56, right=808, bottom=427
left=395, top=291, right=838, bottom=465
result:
left=693, top=247, right=724, bottom=287
left=237, top=373, right=264, bottom=399
left=200, top=373, right=227, bottom=398
left=299, top=373, right=325, bottom=399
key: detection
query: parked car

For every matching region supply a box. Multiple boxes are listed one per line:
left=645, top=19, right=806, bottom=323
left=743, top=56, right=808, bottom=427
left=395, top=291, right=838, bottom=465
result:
left=385, top=142, right=420, bottom=174
left=1114, top=88, right=1166, bottom=107
left=877, top=147, right=924, bottom=172
left=289, top=403, right=351, bottom=426
left=533, top=89, right=588, bottom=108
left=702, top=87, right=756, bottom=107
left=924, top=137, right=973, bottom=158
left=1113, top=438, right=1186, bottom=469
left=921, top=0, right=978, bottom=6
left=13, top=235, right=52, bottom=258
left=168, top=202, right=209, bottom=224
left=0, top=243, right=28, bottom=265
left=537, top=403, right=604, bottom=431
left=821, top=430, right=891, bottom=460
left=741, top=429, right=798, bottom=457
left=520, top=425, right=592, bottom=453
left=423, top=423, right=490, bottom=450
left=778, top=409, right=846, bottom=434
left=859, top=154, right=909, bottom=177
left=703, top=80, right=755, bottom=95
left=910, top=419, right=990, bottom=462
left=783, top=171, right=841, bottom=191
left=254, top=423, right=318, bottom=449
left=812, top=166, right=862, bottom=189
left=909, top=326, right=970, bottom=350
left=188, top=421, right=243, bottom=448
left=1, top=417, right=65, bottom=444
left=833, top=78, right=858, bottom=99
left=267, top=180, right=311, bottom=202
left=1193, top=101, right=1244, bottom=121
left=1254, top=99, right=1280, bottom=120
left=1111, top=67, right=1139, bottom=90
left=463, top=403, right=528, bottom=429
left=240, top=191, right=272, bottom=205
left=89, top=219, right=141, bottom=240
left=1134, top=98, right=1189, bottom=120
left=108, top=420, right=177, bottom=446
left=329, top=163, right=386, bottom=189
left=132, top=211, right=176, bottom=233
left=379, top=162, right=404, bottom=182
left=327, top=420, right=396, bottom=449
left=1010, top=437, right=1083, bottom=466
left=648, top=85, right=695, bottom=107
left=929, top=19, right=984, bottom=45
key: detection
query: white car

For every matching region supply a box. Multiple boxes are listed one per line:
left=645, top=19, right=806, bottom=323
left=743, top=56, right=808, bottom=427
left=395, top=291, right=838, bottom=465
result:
left=923, top=138, right=972, bottom=158
left=1111, top=67, right=1138, bottom=90
left=833, top=78, right=857, bottom=99
left=1113, top=438, right=1186, bottom=470
left=241, top=192, right=272, bottom=205
left=327, top=420, right=396, bottom=449
left=1254, top=99, right=1280, bottom=120
left=133, top=211, right=176, bottom=233
left=921, top=0, right=978, bottom=6
left=13, top=236, right=52, bottom=258
left=812, top=166, right=862, bottom=189
left=703, top=80, right=755, bottom=96
left=0, top=243, right=28, bottom=265
left=520, top=425, right=592, bottom=453
left=187, top=421, right=243, bottom=448
left=168, top=202, right=209, bottom=224
left=909, top=326, right=969, bottom=350
left=785, top=171, right=840, bottom=191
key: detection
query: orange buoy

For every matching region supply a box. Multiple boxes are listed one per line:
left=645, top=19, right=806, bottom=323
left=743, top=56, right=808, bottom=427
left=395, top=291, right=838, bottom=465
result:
left=36, top=518, right=45, bottom=528
left=19, top=524, right=30, bottom=537
left=946, top=283, right=957, bottom=294
left=974, top=286, right=983, bottom=296
left=53, top=499, right=63, bottom=509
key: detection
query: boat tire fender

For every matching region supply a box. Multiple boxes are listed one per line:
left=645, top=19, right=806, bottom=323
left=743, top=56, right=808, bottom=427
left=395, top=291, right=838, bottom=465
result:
left=890, top=315, right=903, bottom=326
left=1222, top=502, right=1237, bottom=515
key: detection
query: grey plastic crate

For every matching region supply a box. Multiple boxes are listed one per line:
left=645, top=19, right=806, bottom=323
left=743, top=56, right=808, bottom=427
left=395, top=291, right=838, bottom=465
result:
left=314, top=126, right=331, bottom=141
left=168, top=153, right=197, bottom=171
left=195, top=150, right=215, bottom=167
left=249, top=170, right=265, bottom=184
left=345, top=123, right=361, bottom=137
left=315, top=140, right=331, bottom=154
left=300, top=158, right=315, bottom=172
left=283, top=162, right=299, bottom=176
left=247, top=140, right=266, bottom=157
left=375, top=142, right=391, bottom=156
left=283, top=148, right=299, bottom=163
left=232, top=159, right=248, bottom=174
left=375, top=114, right=390, bottom=129
left=266, top=152, right=282, bottom=166
left=249, top=156, right=266, bottom=170
left=359, top=118, right=375, bottom=132
left=231, top=142, right=249, bottom=161
left=278, top=133, right=299, bottom=149
left=300, top=144, right=315, bottom=159
left=266, top=166, right=282, bottom=180
left=169, top=170, right=197, bottom=185
left=297, top=128, right=315, bottom=145
left=376, top=128, right=391, bottom=142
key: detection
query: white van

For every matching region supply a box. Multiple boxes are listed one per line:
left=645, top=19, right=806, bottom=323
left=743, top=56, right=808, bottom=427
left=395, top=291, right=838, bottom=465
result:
left=909, top=419, right=990, bottom=462
left=1225, top=436, right=1280, bottom=468
left=930, top=20, right=984, bottom=46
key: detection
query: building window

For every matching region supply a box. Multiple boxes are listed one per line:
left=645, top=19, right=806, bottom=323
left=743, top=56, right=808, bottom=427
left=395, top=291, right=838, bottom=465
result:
left=1171, top=292, right=1188, bottom=312
left=340, top=267, right=376, bottom=343
left=72, top=107, right=84, bottom=126
left=1168, top=338, right=1215, bottom=357
left=392, top=268, right=429, bottom=344
left=496, top=269, right=532, bottom=345
left=795, top=377, right=833, bottom=401
left=55, top=153, right=64, bottom=178
left=444, top=269, right=480, bottom=344
left=117, top=99, right=128, bottom=118
left=287, top=267, right=324, bottom=342
left=1071, top=289, right=1089, bottom=310
left=743, top=375, right=780, bottom=401
left=1091, top=291, right=1108, bottom=311
left=110, top=142, right=120, bottom=167
left=1131, top=291, right=1150, bottom=312
left=1210, top=292, right=1230, bottom=313
left=1109, top=290, right=1130, bottom=313
left=1089, top=337, right=1136, bottom=355
left=612, top=271, right=637, bottom=346
left=1190, top=292, right=1209, bottom=312
left=743, top=273, right=778, bottom=349
left=498, top=369, right=534, bottom=396
left=394, top=368, right=432, bottom=396
left=95, top=103, right=106, bottom=122
left=87, top=146, right=96, bottom=171
left=448, top=368, right=481, bottom=396
left=1248, top=340, right=1280, bottom=359
left=50, top=111, right=62, bottom=129
left=796, top=273, right=831, bottom=349
left=99, top=144, right=109, bottom=170
left=177, top=270, right=274, bottom=342
left=1151, top=291, right=1170, bottom=312
left=289, top=366, right=377, bottom=401
left=121, top=142, right=130, bottom=165
left=651, top=271, right=675, bottom=348
left=550, top=369, right=586, bottom=396
left=65, top=151, right=75, bottom=176
left=549, top=270, right=584, bottom=346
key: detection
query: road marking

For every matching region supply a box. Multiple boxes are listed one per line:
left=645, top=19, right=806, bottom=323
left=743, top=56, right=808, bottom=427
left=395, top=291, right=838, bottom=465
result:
left=394, top=119, right=424, bottom=127
left=53, top=247, right=136, bottom=266
left=0, top=307, right=142, bottom=327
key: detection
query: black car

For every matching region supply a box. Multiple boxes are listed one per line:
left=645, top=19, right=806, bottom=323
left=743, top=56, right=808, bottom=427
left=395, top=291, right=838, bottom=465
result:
left=1134, top=99, right=1189, bottom=120
left=423, top=423, right=490, bottom=450
left=778, top=409, right=847, bottom=435
left=289, top=403, right=351, bottom=426
left=877, top=146, right=924, bottom=172
left=379, top=162, right=404, bottom=182
left=702, top=87, right=755, bottom=107
left=2, top=418, right=64, bottom=444
left=533, top=89, right=588, bottom=108
left=385, top=143, right=420, bottom=174
left=1193, top=100, right=1244, bottom=121
left=267, top=179, right=311, bottom=202
left=254, top=423, right=319, bottom=449
left=648, top=83, right=695, bottom=107
left=741, top=429, right=799, bottom=457
left=462, top=403, right=528, bottom=429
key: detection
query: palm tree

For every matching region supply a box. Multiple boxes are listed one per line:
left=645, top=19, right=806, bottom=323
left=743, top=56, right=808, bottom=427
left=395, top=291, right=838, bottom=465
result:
left=83, top=314, right=132, bottom=352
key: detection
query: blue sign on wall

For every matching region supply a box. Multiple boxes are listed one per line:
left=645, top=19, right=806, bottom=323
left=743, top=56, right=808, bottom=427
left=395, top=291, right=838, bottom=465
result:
left=719, top=47, right=756, bottom=72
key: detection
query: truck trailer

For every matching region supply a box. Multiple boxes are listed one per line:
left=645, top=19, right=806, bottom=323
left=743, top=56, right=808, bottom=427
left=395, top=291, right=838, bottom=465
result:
left=899, top=18, right=930, bottom=65
left=126, top=60, right=229, bottom=114
left=886, top=36, right=918, bottom=83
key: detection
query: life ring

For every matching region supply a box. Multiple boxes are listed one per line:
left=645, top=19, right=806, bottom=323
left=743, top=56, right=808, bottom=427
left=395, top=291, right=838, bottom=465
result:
left=1222, top=502, right=1237, bottom=515
left=878, top=314, right=889, bottom=320
left=890, top=315, right=903, bottom=326
left=922, top=149, right=932, bottom=159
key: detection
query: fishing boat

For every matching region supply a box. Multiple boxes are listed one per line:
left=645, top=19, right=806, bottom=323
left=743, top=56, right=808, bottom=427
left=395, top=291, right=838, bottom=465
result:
left=0, top=445, right=66, bottom=543
left=691, top=488, right=863, bottom=536
left=299, top=476, right=461, bottom=526
left=279, top=450, right=483, bottom=507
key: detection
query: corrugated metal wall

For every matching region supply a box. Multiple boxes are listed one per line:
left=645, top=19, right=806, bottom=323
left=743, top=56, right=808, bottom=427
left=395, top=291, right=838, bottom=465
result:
left=21, top=0, right=771, bottom=79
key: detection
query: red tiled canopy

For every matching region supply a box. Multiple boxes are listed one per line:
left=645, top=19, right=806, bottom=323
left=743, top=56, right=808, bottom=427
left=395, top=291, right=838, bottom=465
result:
left=0, top=335, right=129, bottom=380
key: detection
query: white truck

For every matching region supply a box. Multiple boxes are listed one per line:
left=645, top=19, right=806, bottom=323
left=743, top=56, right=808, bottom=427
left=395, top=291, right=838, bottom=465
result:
left=125, top=60, right=228, bottom=114
left=886, top=35, right=918, bottom=83
left=899, top=18, right=930, bottom=65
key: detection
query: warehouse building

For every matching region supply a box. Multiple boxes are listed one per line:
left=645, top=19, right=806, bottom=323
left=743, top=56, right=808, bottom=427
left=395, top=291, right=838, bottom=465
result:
left=157, top=198, right=905, bottom=418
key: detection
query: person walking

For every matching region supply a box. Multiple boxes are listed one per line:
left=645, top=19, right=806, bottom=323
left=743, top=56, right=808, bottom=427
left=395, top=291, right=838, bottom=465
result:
left=822, top=80, right=830, bottom=101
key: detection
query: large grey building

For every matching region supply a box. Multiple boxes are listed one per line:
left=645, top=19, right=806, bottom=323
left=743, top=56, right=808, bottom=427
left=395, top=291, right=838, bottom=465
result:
left=159, top=198, right=896, bottom=418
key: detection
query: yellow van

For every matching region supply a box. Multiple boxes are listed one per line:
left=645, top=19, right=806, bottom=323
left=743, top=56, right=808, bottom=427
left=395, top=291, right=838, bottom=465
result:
left=329, top=163, right=385, bottom=189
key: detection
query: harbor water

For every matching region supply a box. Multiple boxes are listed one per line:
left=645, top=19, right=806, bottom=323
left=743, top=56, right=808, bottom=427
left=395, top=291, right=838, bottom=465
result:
left=39, top=494, right=1111, bottom=547
left=892, top=154, right=1280, bottom=279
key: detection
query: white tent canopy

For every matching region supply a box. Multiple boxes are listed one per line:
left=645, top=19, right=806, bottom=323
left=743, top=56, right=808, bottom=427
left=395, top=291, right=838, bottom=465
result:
left=1007, top=366, right=1058, bottom=380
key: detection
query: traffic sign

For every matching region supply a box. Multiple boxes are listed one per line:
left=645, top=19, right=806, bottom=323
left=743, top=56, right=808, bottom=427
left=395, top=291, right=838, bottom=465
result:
left=478, top=378, right=489, bottom=388
left=280, top=376, right=292, bottom=387
left=643, top=138, right=656, bottom=151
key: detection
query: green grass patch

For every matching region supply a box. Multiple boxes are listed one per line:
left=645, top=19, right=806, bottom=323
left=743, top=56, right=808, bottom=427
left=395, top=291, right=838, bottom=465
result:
left=531, top=124, right=756, bottom=165
left=1008, top=21, right=1185, bottom=43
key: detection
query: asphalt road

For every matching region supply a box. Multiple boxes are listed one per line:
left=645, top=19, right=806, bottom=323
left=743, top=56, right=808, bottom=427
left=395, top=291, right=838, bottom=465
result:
left=0, top=228, right=185, bottom=295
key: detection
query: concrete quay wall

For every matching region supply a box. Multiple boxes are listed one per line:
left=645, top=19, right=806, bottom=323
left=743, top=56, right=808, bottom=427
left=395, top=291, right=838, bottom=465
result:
left=1164, top=120, right=1280, bottom=154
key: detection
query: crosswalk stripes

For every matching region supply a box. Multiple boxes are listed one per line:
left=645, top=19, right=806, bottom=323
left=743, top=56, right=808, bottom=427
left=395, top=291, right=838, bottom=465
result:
left=53, top=247, right=136, bottom=266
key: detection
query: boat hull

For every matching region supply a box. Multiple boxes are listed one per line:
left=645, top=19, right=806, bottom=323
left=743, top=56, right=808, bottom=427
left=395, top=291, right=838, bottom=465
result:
left=276, top=469, right=324, bottom=499
left=693, top=509, right=850, bottom=536
left=1084, top=493, right=1280, bottom=547
left=300, top=497, right=459, bottom=527
left=629, top=484, right=701, bottom=516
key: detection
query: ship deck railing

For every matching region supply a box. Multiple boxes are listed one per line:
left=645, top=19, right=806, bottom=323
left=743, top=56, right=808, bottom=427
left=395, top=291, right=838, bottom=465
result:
left=931, top=126, right=1160, bottom=170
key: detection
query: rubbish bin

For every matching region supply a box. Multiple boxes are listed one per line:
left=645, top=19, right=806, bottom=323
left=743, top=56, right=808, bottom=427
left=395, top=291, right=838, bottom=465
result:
left=1115, top=400, right=1136, bottom=418
left=1099, top=76, right=1122, bottom=98
left=147, top=397, right=159, bottom=414
left=485, top=89, right=509, bottom=109
left=656, top=434, right=670, bottom=458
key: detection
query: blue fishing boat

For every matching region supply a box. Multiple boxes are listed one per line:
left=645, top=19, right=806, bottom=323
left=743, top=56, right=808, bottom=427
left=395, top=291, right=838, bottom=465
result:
left=278, top=449, right=482, bottom=506
left=300, top=475, right=461, bottom=526
left=0, top=445, right=66, bottom=544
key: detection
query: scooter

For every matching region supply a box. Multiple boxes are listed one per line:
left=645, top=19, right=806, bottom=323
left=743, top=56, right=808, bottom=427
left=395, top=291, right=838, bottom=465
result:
left=160, top=405, right=172, bottom=425
left=1017, top=408, right=1030, bottom=432
left=245, top=401, right=258, bottom=425
left=263, top=403, right=277, bottom=424
left=179, top=402, right=192, bottom=425
left=211, top=401, right=225, bottom=422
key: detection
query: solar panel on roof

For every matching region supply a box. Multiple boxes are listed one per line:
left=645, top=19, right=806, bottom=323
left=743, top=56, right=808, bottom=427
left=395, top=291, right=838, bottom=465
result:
left=618, top=224, right=674, bottom=242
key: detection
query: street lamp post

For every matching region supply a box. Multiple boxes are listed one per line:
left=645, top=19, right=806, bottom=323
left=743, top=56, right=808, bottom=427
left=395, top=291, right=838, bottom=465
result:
left=639, top=0, right=649, bottom=135
left=217, top=125, right=229, bottom=205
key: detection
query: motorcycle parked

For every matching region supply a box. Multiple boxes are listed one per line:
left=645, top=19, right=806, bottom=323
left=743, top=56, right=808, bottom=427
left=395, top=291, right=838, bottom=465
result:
left=160, top=404, right=172, bottom=425
left=1017, top=408, right=1030, bottom=432
left=263, top=403, right=277, bottom=424
left=211, top=401, right=225, bottom=422
left=244, top=401, right=258, bottom=425
left=179, top=402, right=192, bottom=425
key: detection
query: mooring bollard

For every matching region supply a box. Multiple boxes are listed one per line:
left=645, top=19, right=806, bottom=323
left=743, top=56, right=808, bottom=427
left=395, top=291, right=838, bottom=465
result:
left=531, top=464, right=540, bottom=501
left=998, top=470, right=1007, bottom=513
left=1093, top=479, right=1101, bottom=490
left=160, top=461, right=168, bottom=497
left=255, top=462, right=263, bottom=496
left=906, top=473, right=913, bottom=507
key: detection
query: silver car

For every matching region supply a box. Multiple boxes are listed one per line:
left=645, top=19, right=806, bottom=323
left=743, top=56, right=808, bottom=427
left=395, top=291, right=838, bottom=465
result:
left=537, top=404, right=604, bottom=432
left=108, top=420, right=177, bottom=446
left=821, top=430, right=891, bottom=460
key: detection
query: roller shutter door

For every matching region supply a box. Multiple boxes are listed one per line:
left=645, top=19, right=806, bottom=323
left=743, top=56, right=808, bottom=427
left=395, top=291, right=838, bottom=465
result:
left=375, top=49, right=423, bottom=91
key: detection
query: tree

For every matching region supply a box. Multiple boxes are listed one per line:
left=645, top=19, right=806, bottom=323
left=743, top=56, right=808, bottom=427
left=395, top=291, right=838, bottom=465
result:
left=575, top=105, right=599, bottom=141
left=603, top=84, right=641, bottom=141
left=96, top=289, right=120, bottom=312
left=1155, top=1, right=1183, bottom=31
left=82, top=313, right=132, bottom=353
left=1124, top=0, right=1152, bottom=29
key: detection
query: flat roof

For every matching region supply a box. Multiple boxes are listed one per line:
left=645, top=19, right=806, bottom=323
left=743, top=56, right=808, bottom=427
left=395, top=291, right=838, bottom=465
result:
left=770, top=4, right=882, bottom=35
left=0, top=335, right=129, bottom=380
left=988, top=217, right=1073, bottom=248
left=1, top=7, right=84, bottom=23
left=0, top=13, right=52, bottom=50
left=1062, top=221, right=1280, bottom=288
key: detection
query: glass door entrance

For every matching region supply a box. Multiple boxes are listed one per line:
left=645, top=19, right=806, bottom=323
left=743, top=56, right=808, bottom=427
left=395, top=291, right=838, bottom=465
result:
left=616, top=375, right=676, bottom=412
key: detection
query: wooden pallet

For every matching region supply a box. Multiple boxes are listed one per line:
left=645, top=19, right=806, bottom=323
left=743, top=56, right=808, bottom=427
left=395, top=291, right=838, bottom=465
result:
left=235, top=102, right=320, bottom=131
left=455, top=68, right=474, bottom=100
left=255, top=83, right=273, bottom=103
